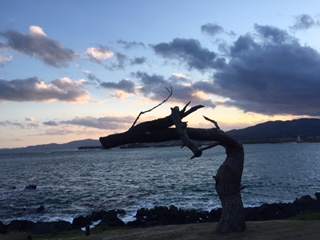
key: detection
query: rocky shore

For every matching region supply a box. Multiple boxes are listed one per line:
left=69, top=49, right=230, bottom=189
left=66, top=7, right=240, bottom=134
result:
left=1, top=193, right=320, bottom=235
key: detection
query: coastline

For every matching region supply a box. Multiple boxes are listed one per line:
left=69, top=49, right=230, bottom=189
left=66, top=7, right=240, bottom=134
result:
left=1, top=193, right=320, bottom=235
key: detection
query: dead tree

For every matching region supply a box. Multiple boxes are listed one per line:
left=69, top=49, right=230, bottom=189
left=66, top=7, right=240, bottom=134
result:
left=99, top=102, right=246, bottom=233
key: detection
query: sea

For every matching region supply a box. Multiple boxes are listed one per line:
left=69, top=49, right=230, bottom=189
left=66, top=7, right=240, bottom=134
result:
left=0, top=142, right=320, bottom=224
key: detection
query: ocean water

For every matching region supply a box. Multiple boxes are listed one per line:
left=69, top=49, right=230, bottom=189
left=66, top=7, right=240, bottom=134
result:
left=0, top=143, right=320, bottom=224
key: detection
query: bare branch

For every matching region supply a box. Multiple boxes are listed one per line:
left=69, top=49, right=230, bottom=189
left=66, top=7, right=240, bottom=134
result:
left=171, top=106, right=202, bottom=159
left=203, top=115, right=220, bottom=130
left=199, top=142, right=220, bottom=151
left=181, top=101, right=191, bottom=113
left=129, top=87, right=173, bottom=130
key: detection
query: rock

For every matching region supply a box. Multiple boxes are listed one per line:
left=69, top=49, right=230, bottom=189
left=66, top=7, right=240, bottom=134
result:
left=7, top=220, right=35, bottom=233
left=0, top=221, right=6, bottom=234
left=97, top=210, right=125, bottom=227
left=315, top=192, right=320, bottom=201
left=31, top=221, right=72, bottom=234
left=208, top=209, right=221, bottom=222
left=72, top=215, right=91, bottom=228
left=25, top=185, right=37, bottom=190
left=293, top=195, right=315, bottom=205
left=116, top=209, right=126, bottom=215
left=88, top=210, right=108, bottom=222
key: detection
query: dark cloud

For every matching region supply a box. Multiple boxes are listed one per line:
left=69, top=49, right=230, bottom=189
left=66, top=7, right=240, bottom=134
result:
left=0, top=28, right=78, bottom=67
left=134, top=71, right=215, bottom=107
left=61, top=116, right=134, bottom=129
left=152, top=38, right=224, bottom=71
left=201, top=23, right=224, bottom=36
left=0, top=119, right=39, bottom=129
left=0, top=77, right=89, bottom=102
left=43, top=120, right=59, bottom=126
left=100, top=79, right=136, bottom=93
left=254, top=24, right=295, bottom=44
left=117, top=39, right=145, bottom=49
left=290, top=14, right=319, bottom=30
left=82, top=70, right=101, bottom=84
left=105, top=52, right=128, bottom=70
left=130, top=56, right=146, bottom=65
left=194, top=25, right=320, bottom=116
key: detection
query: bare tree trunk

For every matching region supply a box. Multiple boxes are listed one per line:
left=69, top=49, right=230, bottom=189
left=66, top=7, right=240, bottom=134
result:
left=171, top=106, right=245, bottom=233
left=215, top=142, right=245, bottom=233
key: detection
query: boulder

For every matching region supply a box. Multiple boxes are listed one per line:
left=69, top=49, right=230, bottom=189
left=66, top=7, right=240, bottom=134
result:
left=0, top=221, right=6, bottom=234
left=96, top=210, right=125, bottom=227
left=7, top=220, right=35, bottom=233
left=72, top=215, right=91, bottom=228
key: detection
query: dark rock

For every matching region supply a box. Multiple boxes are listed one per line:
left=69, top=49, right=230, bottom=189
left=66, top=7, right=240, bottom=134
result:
left=293, top=195, right=315, bottom=205
left=72, top=215, right=91, bottom=228
left=116, top=209, right=126, bottom=215
left=208, top=209, right=221, bottom=222
left=129, top=205, right=207, bottom=227
left=7, top=220, right=35, bottom=233
left=0, top=221, right=6, bottom=234
left=315, top=192, right=320, bottom=201
left=31, top=221, right=72, bottom=234
left=88, top=210, right=108, bottom=222
left=36, top=205, right=45, bottom=213
left=97, top=210, right=125, bottom=227
left=25, top=185, right=37, bottom=190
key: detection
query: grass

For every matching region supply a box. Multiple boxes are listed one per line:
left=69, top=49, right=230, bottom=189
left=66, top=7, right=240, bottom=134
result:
left=292, top=212, right=320, bottom=221
left=2, top=218, right=320, bottom=240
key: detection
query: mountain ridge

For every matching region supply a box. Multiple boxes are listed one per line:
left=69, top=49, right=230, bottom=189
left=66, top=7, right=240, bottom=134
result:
left=227, top=118, right=320, bottom=143
left=1, top=118, right=320, bottom=153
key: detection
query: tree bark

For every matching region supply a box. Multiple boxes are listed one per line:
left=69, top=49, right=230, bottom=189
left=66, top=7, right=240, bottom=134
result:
left=214, top=142, right=245, bottom=233
left=170, top=106, right=245, bottom=233
left=99, top=104, right=246, bottom=233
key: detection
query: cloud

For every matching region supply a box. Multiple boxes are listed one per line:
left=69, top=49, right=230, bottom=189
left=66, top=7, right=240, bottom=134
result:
left=171, top=73, right=189, bottom=81
left=254, top=24, right=295, bottom=44
left=117, top=39, right=145, bottom=49
left=0, top=77, right=90, bottom=102
left=290, top=14, right=319, bottom=30
left=0, top=55, right=12, bottom=65
left=100, top=79, right=136, bottom=93
left=130, top=56, right=146, bottom=65
left=152, top=38, right=225, bottom=71
left=86, top=46, right=114, bottom=63
left=111, top=52, right=127, bottom=69
left=61, top=116, right=134, bottom=129
left=0, top=119, right=40, bottom=129
left=82, top=70, right=101, bottom=84
left=194, top=25, right=320, bottom=116
left=201, top=23, right=224, bottom=36
left=0, top=26, right=78, bottom=67
left=134, top=71, right=215, bottom=107
left=43, top=120, right=59, bottom=126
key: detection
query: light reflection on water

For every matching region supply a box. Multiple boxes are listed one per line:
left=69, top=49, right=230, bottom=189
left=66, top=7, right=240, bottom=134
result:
left=0, top=142, right=320, bottom=223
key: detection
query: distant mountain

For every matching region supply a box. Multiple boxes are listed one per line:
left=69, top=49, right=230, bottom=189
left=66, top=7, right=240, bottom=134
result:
left=0, top=139, right=101, bottom=153
left=227, top=118, right=320, bottom=143
left=1, top=118, right=320, bottom=153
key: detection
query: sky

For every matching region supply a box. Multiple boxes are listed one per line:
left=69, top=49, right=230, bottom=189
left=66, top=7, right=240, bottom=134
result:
left=1, top=0, right=320, bottom=148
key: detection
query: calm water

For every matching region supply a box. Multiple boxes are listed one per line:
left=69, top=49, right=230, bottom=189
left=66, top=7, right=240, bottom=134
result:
left=0, top=143, right=320, bottom=224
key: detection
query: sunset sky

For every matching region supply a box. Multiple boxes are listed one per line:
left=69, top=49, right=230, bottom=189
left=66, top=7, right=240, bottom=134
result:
left=1, top=0, right=320, bottom=148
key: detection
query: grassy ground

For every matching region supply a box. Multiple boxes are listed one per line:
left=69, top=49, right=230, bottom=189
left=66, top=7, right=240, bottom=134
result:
left=3, top=213, right=320, bottom=240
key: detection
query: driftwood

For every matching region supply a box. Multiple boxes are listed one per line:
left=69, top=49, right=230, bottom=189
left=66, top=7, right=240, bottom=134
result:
left=99, top=102, right=246, bottom=233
